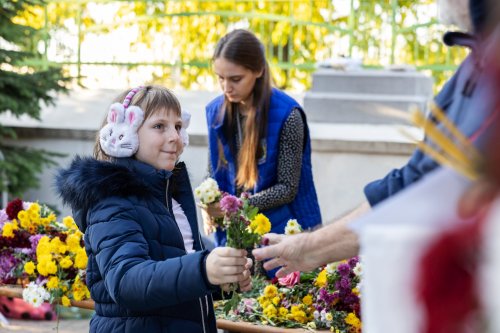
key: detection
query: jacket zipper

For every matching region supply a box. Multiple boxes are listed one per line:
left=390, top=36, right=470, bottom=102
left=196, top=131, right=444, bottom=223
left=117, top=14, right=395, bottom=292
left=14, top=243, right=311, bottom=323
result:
left=166, top=177, right=208, bottom=333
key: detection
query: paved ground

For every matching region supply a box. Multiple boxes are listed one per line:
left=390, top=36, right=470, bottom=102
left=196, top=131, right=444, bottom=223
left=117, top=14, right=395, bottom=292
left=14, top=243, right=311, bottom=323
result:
left=1, top=319, right=89, bottom=333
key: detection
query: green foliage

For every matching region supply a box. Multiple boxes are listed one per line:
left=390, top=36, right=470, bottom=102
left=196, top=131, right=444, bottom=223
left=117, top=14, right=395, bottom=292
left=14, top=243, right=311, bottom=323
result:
left=18, top=0, right=466, bottom=91
left=0, top=0, right=68, bottom=196
left=77, top=0, right=464, bottom=91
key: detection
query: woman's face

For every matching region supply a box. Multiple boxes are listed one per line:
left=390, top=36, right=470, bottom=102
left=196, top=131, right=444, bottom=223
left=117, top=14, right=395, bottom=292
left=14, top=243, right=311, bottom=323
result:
left=135, top=108, right=183, bottom=171
left=213, top=57, right=263, bottom=106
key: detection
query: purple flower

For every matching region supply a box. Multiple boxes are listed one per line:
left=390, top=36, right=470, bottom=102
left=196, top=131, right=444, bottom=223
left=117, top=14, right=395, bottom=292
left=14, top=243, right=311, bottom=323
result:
left=344, top=293, right=359, bottom=305
left=0, top=252, right=19, bottom=283
left=220, top=194, right=242, bottom=214
left=318, top=288, right=336, bottom=304
left=337, top=263, right=350, bottom=276
left=348, top=256, right=359, bottom=268
left=340, top=277, right=351, bottom=290
left=29, top=234, right=43, bottom=253
left=0, top=210, right=8, bottom=227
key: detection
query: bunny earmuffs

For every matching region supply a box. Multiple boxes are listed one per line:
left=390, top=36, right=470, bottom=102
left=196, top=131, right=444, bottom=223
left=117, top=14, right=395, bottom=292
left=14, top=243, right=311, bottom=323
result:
left=99, top=103, right=144, bottom=158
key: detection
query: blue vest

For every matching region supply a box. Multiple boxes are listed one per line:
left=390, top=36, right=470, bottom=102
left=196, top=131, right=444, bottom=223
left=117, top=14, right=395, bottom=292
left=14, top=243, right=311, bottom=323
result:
left=206, top=88, right=322, bottom=246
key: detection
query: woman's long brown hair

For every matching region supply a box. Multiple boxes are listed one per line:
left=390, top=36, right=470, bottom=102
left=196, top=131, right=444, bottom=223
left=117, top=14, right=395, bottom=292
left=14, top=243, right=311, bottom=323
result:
left=213, top=29, right=272, bottom=190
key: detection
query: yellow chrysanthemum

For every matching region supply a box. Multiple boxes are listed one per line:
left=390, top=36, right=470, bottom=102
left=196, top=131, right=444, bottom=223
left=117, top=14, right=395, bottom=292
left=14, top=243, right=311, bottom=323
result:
left=263, top=304, right=277, bottom=319
left=272, top=296, right=280, bottom=306
left=2, top=223, right=15, bottom=238
left=74, top=249, right=88, bottom=269
left=257, top=295, right=266, bottom=305
left=61, top=296, right=71, bottom=307
left=63, top=216, right=76, bottom=229
left=36, top=236, right=51, bottom=256
left=315, top=269, right=327, bottom=287
left=302, top=295, right=313, bottom=306
left=59, top=256, right=73, bottom=269
left=325, top=312, right=333, bottom=321
left=278, top=307, right=288, bottom=317
left=47, top=276, right=59, bottom=289
left=345, top=312, right=361, bottom=329
left=249, top=213, right=271, bottom=235
left=261, top=300, right=271, bottom=309
left=50, top=237, right=63, bottom=253
left=263, top=285, right=278, bottom=299
left=29, top=211, right=39, bottom=222
left=28, top=202, right=40, bottom=213
left=66, top=233, right=82, bottom=252
left=24, top=261, right=36, bottom=275
left=289, top=309, right=307, bottom=323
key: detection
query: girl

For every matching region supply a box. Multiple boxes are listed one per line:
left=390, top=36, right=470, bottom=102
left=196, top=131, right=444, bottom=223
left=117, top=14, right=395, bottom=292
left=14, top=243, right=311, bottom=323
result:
left=56, top=85, right=251, bottom=333
left=203, top=29, right=322, bottom=246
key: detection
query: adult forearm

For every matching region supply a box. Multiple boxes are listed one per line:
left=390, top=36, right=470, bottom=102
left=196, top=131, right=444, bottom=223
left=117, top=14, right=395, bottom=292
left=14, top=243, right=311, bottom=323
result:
left=300, top=201, right=370, bottom=265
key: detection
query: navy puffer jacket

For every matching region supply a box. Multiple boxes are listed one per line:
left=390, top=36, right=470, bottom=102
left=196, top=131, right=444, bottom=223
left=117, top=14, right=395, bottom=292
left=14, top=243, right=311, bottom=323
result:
left=56, top=157, right=218, bottom=333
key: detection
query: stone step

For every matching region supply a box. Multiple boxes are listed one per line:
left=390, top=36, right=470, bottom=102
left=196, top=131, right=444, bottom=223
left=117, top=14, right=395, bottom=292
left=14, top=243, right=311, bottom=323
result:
left=311, top=69, right=433, bottom=96
left=303, top=91, right=428, bottom=124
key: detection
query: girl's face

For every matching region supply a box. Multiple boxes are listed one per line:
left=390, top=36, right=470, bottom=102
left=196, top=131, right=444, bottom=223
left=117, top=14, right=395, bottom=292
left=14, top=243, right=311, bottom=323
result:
left=135, top=108, right=183, bottom=171
left=213, top=57, right=263, bottom=106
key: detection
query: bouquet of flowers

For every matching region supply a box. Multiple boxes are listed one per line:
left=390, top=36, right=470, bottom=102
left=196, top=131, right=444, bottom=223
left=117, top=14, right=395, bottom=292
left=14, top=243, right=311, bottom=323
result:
left=216, top=220, right=363, bottom=332
left=195, top=177, right=223, bottom=233
left=195, top=178, right=272, bottom=312
left=194, top=177, right=221, bottom=206
left=0, top=198, right=89, bottom=308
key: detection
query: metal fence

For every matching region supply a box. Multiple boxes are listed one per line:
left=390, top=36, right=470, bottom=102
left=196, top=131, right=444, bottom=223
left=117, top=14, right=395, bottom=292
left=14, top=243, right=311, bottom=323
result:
left=36, top=0, right=466, bottom=89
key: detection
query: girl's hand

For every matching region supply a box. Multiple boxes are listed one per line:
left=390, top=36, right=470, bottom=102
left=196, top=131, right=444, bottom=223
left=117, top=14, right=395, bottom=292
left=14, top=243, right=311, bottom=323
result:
left=206, top=247, right=248, bottom=286
left=199, top=202, right=224, bottom=235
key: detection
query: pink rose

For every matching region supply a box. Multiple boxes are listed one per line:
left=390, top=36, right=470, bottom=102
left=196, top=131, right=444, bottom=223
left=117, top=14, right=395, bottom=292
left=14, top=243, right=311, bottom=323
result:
left=278, top=271, right=300, bottom=287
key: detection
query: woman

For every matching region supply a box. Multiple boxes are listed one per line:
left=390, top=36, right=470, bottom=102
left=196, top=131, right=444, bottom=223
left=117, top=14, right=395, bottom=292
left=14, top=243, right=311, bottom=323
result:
left=203, top=29, right=322, bottom=246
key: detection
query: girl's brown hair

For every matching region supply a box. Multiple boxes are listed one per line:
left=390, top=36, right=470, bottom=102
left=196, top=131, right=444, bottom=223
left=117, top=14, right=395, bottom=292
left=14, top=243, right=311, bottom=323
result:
left=93, top=85, right=181, bottom=161
left=213, top=29, right=272, bottom=190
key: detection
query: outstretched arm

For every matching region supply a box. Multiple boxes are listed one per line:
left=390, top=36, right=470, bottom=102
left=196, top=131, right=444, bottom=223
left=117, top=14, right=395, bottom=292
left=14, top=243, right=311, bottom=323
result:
left=252, top=201, right=370, bottom=277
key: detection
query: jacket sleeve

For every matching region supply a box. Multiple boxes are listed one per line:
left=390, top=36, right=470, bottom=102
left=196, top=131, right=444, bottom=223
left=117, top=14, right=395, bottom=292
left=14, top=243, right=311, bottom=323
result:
left=363, top=64, right=462, bottom=207
left=363, top=150, right=438, bottom=206
left=87, top=198, right=216, bottom=311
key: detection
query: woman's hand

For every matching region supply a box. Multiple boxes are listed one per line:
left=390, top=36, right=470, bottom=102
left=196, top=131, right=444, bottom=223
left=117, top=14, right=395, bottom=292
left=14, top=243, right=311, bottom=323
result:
left=199, top=202, right=224, bottom=235
left=205, top=247, right=249, bottom=286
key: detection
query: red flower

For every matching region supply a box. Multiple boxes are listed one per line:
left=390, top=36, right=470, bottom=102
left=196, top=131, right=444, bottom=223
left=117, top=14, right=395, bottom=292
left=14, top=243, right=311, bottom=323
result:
left=416, top=216, right=484, bottom=333
left=6, top=198, right=23, bottom=220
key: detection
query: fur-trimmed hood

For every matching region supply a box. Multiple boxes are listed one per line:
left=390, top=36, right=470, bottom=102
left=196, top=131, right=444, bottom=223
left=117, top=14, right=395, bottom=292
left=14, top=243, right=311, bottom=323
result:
left=55, top=156, right=171, bottom=232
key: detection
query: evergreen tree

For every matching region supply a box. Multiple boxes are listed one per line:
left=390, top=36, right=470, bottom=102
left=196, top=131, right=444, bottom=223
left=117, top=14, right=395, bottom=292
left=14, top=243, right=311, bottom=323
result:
left=0, top=0, right=67, bottom=197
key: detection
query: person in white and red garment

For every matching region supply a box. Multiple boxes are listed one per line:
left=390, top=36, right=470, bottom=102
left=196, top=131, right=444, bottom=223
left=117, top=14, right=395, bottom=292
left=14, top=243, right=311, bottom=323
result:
left=253, top=0, right=500, bottom=277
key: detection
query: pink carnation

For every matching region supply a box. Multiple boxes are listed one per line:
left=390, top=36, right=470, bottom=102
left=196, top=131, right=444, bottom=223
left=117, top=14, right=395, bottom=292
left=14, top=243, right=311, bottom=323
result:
left=278, top=271, right=300, bottom=287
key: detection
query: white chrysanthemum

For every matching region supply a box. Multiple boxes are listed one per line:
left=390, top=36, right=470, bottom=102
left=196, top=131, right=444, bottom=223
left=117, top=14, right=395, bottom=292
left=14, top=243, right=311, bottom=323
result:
left=194, top=178, right=221, bottom=204
left=284, top=219, right=302, bottom=235
left=22, top=282, right=50, bottom=308
left=326, top=263, right=337, bottom=275
left=353, top=262, right=362, bottom=276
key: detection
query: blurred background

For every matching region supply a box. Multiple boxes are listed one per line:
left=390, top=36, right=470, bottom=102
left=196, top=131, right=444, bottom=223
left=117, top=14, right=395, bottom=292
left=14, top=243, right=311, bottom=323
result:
left=0, top=0, right=467, bottom=228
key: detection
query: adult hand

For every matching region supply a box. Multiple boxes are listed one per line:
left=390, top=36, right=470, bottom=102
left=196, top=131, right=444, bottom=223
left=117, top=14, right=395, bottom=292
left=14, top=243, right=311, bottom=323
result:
left=252, top=233, right=319, bottom=278
left=458, top=179, right=498, bottom=218
left=205, top=247, right=248, bottom=286
left=238, top=258, right=253, bottom=292
left=199, top=202, right=224, bottom=235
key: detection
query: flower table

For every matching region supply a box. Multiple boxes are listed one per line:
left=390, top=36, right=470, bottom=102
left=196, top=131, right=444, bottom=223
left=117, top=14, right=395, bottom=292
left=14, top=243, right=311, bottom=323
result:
left=216, top=319, right=320, bottom=332
left=0, top=285, right=321, bottom=332
left=0, top=284, right=94, bottom=310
